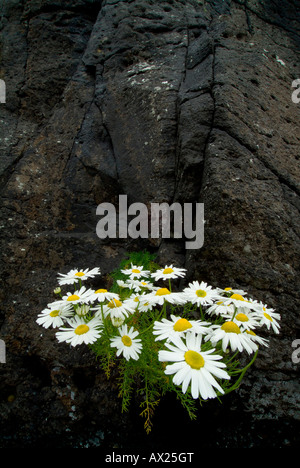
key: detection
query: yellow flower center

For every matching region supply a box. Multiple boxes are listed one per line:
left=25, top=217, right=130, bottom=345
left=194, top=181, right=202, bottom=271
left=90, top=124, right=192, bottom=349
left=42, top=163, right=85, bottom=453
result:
left=132, top=269, right=141, bottom=273
left=224, top=287, right=232, bottom=291
left=184, top=350, right=205, bottom=369
left=49, top=309, right=59, bottom=317
left=108, top=299, right=122, bottom=308
left=121, top=335, right=132, bottom=347
left=163, top=268, right=174, bottom=274
left=95, top=289, right=107, bottom=293
left=67, top=294, right=80, bottom=301
left=75, top=272, right=85, bottom=277
left=155, top=288, right=171, bottom=296
left=263, top=312, right=273, bottom=322
left=217, top=301, right=223, bottom=305
left=75, top=324, right=89, bottom=335
left=196, top=289, right=207, bottom=298
left=221, top=321, right=241, bottom=334
left=246, top=330, right=256, bottom=336
left=235, top=313, right=249, bottom=322
left=173, top=318, right=193, bottom=332
left=134, top=297, right=139, bottom=302
left=230, top=293, right=244, bottom=301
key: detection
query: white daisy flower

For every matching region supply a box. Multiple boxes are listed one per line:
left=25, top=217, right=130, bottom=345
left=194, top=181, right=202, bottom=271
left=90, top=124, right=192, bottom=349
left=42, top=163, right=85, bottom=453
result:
left=57, top=267, right=101, bottom=285
left=89, top=288, right=119, bottom=303
left=117, top=279, right=130, bottom=289
left=134, top=293, right=156, bottom=312
left=183, top=281, right=220, bottom=306
left=55, top=316, right=102, bottom=347
left=125, top=292, right=155, bottom=312
left=253, top=303, right=281, bottom=334
left=219, top=287, right=248, bottom=296
left=137, top=297, right=155, bottom=312
left=122, top=294, right=142, bottom=311
left=125, top=278, right=157, bottom=293
left=121, top=264, right=150, bottom=280
left=147, top=287, right=186, bottom=306
left=53, top=286, right=95, bottom=306
left=110, top=324, right=142, bottom=361
left=231, top=311, right=260, bottom=331
left=206, top=300, right=235, bottom=318
left=158, top=333, right=230, bottom=400
left=99, top=297, right=136, bottom=321
left=151, top=265, right=186, bottom=281
left=206, top=321, right=258, bottom=355
left=36, top=304, right=74, bottom=329
left=223, top=293, right=256, bottom=310
left=245, top=330, right=269, bottom=347
left=153, top=314, right=210, bottom=342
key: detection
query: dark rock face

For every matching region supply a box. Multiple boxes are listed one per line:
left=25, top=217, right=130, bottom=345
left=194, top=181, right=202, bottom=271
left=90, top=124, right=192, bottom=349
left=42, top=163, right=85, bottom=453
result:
left=0, top=0, right=299, bottom=449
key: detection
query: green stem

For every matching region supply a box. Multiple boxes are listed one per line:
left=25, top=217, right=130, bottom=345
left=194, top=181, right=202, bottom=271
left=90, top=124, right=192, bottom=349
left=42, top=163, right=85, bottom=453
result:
left=100, top=304, right=111, bottom=338
left=224, top=349, right=258, bottom=394
left=199, top=304, right=205, bottom=321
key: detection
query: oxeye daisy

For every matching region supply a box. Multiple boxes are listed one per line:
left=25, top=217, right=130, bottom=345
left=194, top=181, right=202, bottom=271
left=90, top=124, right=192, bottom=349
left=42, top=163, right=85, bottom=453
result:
left=223, top=293, right=256, bottom=310
left=206, top=321, right=258, bottom=355
left=206, top=300, right=235, bottom=318
left=147, top=287, right=186, bottom=306
left=36, top=304, right=74, bottom=329
left=219, top=287, right=248, bottom=296
left=122, top=293, right=142, bottom=310
left=183, top=281, right=220, bottom=306
left=121, top=264, right=150, bottom=280
left=99, top=297, right=136, bottom=321
left=245, top=330, right=269, bottom=347
left=55, top=316, right=102, bottom=346
left=57, top=267, right=101, bottom=285
left=158, top=333, right=230, bottom=400
left=151, top=265, right=186, bottom=281
left=127, top=292, right=156, bottom=312
left=253, top=303, right=281, bottom=334
left=110, top=324, right=142, bottom=361
left=231, top=311, right=259, bottom=331
left=153, top=314, right=210, bottom=342
left=117, top=279, right=131, bottom=289
left=137, top=297, right=155, bottom=312
left=125, top=278, right=157, bottom=293
left=89, top=288, right=119, bottom=303
left=54, top=286, right=95, bottom=306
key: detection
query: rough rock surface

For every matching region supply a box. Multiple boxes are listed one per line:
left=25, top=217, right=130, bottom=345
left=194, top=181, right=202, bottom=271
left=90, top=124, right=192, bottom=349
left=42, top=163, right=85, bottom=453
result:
left=0, top=0, right=299, bottom=449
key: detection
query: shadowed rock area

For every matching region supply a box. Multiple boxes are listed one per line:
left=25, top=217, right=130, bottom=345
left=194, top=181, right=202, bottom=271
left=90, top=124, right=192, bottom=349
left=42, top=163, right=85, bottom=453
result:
left=0, top=0, right=299, bottom=449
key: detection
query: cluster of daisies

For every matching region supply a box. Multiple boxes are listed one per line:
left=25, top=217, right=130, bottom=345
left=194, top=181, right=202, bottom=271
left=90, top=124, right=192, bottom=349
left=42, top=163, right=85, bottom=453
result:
left=36, top=263, right=280, bottom=401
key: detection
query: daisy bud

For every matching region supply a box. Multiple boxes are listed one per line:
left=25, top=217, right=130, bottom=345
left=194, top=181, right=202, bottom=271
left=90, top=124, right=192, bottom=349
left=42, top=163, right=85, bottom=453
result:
left=111, top=316, right=125, bottom=327
left=54, top=287, right=61, bottom=294
left=76, top=305, right=90, bottom=317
